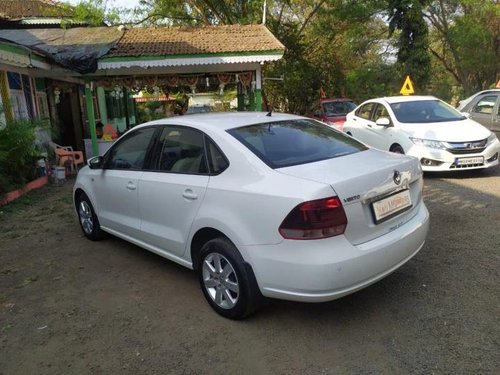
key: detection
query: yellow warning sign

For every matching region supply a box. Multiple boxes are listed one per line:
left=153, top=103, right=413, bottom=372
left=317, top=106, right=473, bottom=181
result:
left=400, top=75, right=415, bottom=95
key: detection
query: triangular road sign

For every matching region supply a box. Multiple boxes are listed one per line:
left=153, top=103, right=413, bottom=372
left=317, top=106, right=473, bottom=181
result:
left=400, top=75, right=415, bottom=95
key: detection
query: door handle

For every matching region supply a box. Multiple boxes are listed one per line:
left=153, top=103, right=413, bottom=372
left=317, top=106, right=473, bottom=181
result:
left=126, top=182, right=136, bottom=191
left=182, top=189, right=198, bottom=200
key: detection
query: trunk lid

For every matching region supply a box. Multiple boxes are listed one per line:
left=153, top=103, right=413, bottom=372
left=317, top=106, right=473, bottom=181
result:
left=276, top=149, right=424, bottom=245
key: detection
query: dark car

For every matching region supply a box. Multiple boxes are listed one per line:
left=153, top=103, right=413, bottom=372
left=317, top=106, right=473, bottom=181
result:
left=311, top=98, right=357, bottom=131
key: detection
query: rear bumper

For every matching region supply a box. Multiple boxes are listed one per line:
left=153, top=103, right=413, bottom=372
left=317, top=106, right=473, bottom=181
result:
left=242, top=203, right=429, bottom=302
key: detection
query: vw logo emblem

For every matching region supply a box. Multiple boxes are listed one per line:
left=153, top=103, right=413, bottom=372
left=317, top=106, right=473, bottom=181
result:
left=393, top=170, right=401, bottom=185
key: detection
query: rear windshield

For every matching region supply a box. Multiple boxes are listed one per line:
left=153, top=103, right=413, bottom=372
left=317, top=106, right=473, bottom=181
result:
left=227, top=119, right=367, bottom=169
left=390, top=99, right=465, bottom=123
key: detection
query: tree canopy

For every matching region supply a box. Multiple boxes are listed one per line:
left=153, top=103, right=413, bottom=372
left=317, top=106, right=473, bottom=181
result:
left=67, top=0, right=499, bottom=111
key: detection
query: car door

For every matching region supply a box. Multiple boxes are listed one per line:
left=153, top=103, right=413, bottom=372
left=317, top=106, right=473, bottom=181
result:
left=492, top=97, right=500, bottom=132
left=92, top=127, right=158, bottom=238
left=350, top=102, right=393, bottom=150
left=468, top=94, right=499, bottom=129
left=138, top=126, right=211, bottom=257
left=368, top=103, right=400, bottom=151
left=347, top=102, right=376, bottom=141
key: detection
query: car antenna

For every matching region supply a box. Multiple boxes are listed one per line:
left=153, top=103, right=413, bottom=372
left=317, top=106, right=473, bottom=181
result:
left=266, top=107, right=273, bottom=117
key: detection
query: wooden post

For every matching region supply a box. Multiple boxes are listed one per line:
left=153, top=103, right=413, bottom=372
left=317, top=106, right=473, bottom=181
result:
left=255, top=66, right=262, bottom=111
left=85, top=82, right=98, bottom=157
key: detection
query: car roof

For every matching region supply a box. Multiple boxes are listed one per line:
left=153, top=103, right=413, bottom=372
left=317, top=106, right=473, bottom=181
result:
left=321, top=98, right=354, bottom=103
left=374, top=95, right=439, bottom=104
left=134, top=112, right=306, bottom=134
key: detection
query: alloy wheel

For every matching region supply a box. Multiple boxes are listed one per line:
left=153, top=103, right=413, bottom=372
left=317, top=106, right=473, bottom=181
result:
left=202, top=253, right=240, bottom=309
left=78, top=200, right=94, bottom=235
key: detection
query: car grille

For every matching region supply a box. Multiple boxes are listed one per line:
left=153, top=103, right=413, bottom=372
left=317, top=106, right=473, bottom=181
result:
left=445, top=139, right=487, bottom=155
left=449, top=162, right=484, bottom=169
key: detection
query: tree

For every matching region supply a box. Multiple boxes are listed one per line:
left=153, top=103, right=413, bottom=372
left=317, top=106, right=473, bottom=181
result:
left=60, top=0, right=122, bottom=26
left=134, top=0, right=264, bottom=25
left=425, top=0, right=499, bottom=95
left=388, top=0, right=431, bottom=92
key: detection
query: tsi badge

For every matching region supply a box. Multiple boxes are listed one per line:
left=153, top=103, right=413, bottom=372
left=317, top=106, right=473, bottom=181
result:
left=393, top=170, right=401, bottom=185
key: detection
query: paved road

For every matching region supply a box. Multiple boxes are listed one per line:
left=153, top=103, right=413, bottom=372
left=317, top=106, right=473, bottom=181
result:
left=0, top=166, right=499, bottom=374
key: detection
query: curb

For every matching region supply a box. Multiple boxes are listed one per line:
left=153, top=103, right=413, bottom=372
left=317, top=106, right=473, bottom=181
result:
left=0, top=176, right=49, bottom=206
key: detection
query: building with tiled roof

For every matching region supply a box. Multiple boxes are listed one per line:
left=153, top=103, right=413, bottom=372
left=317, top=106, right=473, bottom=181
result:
left=0, top=22, right=285, bottom=157
left=0, top=0, right=75, bottom=27
left=106, top=24, right=285, bottom=58
left=100, top=24, right=285, bottom=70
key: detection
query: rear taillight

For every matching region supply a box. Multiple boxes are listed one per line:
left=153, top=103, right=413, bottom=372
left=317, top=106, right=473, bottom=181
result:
left=279, top=197, right=347, bottom=240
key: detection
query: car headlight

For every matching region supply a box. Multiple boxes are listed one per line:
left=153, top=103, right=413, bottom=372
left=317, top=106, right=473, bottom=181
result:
left=486, top=133, right=498, bottom=146
left=409, top=137, right=446, bottom=150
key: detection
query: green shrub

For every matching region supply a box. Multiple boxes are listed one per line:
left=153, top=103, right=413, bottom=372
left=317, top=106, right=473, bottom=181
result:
left=0, top=118, right=43, bottom=195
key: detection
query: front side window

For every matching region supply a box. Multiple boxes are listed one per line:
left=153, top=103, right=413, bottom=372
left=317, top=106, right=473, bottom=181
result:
left=390, top=100, right=465, bottom=123
left=356, top=103, right=375, bottom=120
left=106, top=127, right=156, bottom=170
left=372, top=104, right=391, bottom=122
left=156, top=126, right=208, bottom=174
left=228, top=119, right=367, bottom=169
left=472, top=95, right=498, bottom=115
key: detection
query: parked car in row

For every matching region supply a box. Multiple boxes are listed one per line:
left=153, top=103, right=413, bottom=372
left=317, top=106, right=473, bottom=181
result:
left=74, top=112, right=429, bottom=319
left=343, top=96, right=500, bottom=172
left=456, top=89, right=500, bottom=133
left=310, top=98, right=357, bottom=131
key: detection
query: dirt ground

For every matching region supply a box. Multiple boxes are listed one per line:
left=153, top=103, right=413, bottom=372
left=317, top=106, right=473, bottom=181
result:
left=1, top=166, right=499, bottom=374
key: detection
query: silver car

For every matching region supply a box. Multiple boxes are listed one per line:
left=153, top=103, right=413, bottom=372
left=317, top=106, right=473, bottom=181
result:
left=457, top=89, right=500, bottom=132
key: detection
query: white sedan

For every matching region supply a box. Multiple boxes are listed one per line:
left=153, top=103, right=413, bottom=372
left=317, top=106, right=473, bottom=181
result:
left=343, top=96, right=500, bottom=171
left=73, top=113, right=429, bottom=319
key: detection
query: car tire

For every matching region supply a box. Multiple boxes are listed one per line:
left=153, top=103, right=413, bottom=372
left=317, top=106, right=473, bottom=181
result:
left=76, top=192, right=104, bottom=241
left=198, top=237, right=259, bottom=319
left=390, top=144, right=405, bottom=154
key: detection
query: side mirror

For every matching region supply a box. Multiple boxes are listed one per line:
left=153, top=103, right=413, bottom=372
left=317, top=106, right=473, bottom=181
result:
left=375, top=117, right=391, bottom=127
left=461, top=112, right=471, bottom=119
left=88, top=156, right=104, bottom=169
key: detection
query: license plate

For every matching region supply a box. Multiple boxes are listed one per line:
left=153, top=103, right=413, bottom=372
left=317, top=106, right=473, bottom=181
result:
left=456, top=156, right=484, bottom=166
left=372, top=190, right=412, bottom=224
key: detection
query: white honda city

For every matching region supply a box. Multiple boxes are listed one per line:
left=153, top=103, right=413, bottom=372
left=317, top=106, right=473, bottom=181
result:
left=73, top=112, right=429, bottom=319
left=343, top=96, right=500, bottom=171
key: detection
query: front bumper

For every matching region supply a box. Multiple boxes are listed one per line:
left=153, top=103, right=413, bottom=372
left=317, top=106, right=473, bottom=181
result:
left=242, top=202, right=429, bottom=302
left=407, top=140, right=500, bottom=171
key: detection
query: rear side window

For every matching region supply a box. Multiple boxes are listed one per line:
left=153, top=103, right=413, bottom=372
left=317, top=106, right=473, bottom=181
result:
left=227, top=119, right=367, bottom=169
left=206, top=139, right=229, bottom=174
left=156, top=127, right=208, bottom=174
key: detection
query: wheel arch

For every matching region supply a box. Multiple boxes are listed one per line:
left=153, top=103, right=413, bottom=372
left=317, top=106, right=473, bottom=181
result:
left=390, top=143, right=405, bottom=153
left=73, top=188, right=86, bottom=209
left=190, top=227, right=231, bottom=271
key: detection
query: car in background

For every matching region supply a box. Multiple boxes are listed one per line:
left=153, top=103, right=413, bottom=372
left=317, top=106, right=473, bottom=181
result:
left=73, top=112, right=429, bottom=319
left=343, top=96, right=500, bottom=172
left=456, top=89, right=500, bottom=133
left=186, top=104, right=213, bottom=115
left=311, top=98, right=357, bottom=131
